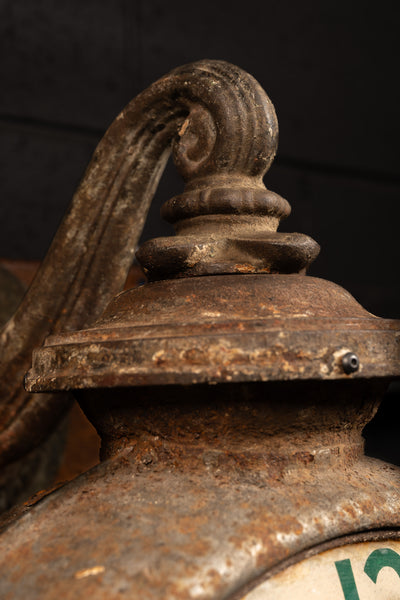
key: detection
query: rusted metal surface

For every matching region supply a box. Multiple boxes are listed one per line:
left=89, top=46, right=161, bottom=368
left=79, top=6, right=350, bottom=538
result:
left=2, top=60, right=400, bottom=598
left=27, top=273, right=400, bottom=391
left=1, top=381, right=400, bottom=598
left=0, top=265, right=66, bottom=510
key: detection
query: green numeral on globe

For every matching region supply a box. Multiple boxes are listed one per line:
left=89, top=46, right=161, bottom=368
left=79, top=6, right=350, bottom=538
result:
left=335, top=548, right=400, bottom=599
left=335, top=559, right=360, bottom=600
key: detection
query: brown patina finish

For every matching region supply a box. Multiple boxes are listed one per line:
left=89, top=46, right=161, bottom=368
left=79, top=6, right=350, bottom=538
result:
left=0, top=266, right=66, bottom=510
left=1, top=60, right=400, bottom=598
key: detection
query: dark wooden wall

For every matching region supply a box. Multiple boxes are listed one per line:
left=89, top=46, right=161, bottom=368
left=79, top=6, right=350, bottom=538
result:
left=1, top=1, right=399, bottom=461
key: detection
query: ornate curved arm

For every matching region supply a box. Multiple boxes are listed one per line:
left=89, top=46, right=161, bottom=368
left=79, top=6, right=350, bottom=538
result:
left=0, top=60, right=318, bottom=469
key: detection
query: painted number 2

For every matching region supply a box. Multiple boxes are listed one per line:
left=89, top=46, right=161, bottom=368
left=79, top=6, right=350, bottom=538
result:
left=335, top=548, right=400, bottom=599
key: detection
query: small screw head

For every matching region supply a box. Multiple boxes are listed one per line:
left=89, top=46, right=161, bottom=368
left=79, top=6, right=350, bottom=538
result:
left=342, top=352, right=359, bottom=374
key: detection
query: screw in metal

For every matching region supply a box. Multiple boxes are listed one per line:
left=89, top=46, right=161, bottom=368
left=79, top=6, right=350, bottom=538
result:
left=341, top=352, right=360, bottom=374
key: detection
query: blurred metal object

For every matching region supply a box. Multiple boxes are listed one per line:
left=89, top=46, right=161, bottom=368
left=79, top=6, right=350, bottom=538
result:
left=0, top=265, right=66, bottom=511
left=0, top=265, right=25, bottom=328
left=1, top=60, right=400, bottom=598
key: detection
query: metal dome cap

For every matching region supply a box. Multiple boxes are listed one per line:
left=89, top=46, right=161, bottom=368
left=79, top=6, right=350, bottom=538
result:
left=25, top=60, right=400, bottom=393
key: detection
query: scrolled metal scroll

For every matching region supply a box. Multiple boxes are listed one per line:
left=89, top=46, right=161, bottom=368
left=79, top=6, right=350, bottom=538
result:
left=1, top=60, right=309, bottom=478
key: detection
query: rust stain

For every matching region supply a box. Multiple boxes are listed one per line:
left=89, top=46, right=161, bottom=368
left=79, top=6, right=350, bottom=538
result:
left=75, top=566, right=105, bottom=580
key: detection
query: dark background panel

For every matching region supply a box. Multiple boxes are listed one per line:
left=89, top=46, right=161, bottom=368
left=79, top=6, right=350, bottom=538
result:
left=0, top=0, right=131, bottom=128
left=1, top=0, right=399, bottom=464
